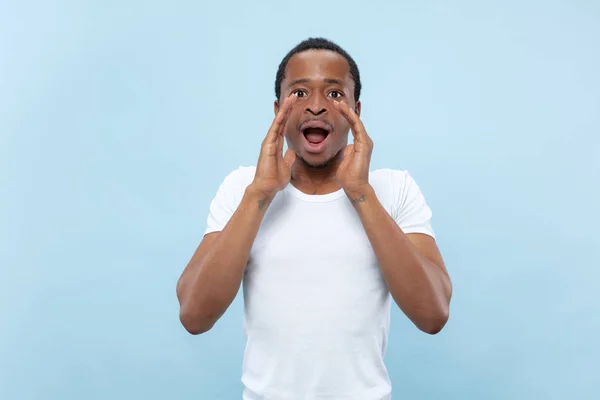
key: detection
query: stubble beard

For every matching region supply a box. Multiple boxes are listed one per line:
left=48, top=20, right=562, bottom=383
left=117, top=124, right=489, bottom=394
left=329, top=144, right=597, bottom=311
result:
left=295, top=148, right=342, bottom=170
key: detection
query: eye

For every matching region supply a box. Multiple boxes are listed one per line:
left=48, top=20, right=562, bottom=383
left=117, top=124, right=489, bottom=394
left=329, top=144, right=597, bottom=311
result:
left=328, top=90, right=343, bottom=99
left=292, top=89, right=307, bottom=98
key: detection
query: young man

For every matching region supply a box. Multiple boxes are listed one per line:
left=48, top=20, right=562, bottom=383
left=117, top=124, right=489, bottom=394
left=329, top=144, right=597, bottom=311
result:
left=177, top=38, right=452, bottom=400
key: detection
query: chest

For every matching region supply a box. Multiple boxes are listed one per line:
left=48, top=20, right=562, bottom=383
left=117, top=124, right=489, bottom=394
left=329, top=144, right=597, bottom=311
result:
left=243, top=196, right=388, bottom=333
left=249, top=196, right=379, bottom=275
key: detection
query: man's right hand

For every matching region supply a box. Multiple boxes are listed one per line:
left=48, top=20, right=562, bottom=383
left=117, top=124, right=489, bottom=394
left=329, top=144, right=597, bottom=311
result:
left=249, top=95, right=297, bottom=200
left=177, top=97, right=298, bottom=334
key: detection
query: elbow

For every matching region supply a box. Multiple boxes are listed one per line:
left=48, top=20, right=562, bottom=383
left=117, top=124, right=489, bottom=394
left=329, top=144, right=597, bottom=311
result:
left=416, top=306, right=450, bottom=335
left=176, top=279, right=218, bottom=335
left=418, top=278, right=452, bottom=335
left=179, top=306, right=217, bottom=335
left=420, top=319, right=447, bottom=335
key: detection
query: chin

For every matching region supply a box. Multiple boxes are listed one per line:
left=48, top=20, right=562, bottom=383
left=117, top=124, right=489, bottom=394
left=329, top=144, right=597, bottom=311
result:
left=297, top=151, right=337, bottom=169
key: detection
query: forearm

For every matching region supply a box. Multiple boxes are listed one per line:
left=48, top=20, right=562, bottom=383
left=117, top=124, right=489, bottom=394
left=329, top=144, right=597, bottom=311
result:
left=348, top=185, right=451, bottom=334
left=178, top=185, right=271, bottom=332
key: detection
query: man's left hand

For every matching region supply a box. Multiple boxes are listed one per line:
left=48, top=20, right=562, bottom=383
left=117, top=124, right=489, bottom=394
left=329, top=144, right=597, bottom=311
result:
left=333, top=100, right=374, bottom=199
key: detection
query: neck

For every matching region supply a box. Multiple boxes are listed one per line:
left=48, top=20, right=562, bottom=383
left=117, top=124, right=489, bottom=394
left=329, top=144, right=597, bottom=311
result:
left=290, top=151, right=344, bottom=195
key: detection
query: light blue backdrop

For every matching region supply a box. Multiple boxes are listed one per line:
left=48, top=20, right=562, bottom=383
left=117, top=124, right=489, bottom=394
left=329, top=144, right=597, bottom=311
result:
left=1, top=1, right=598, bottom=399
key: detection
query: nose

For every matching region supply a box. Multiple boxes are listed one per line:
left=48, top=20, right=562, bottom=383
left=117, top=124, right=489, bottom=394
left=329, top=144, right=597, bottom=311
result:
left=305, top=93, right=328, bottom=116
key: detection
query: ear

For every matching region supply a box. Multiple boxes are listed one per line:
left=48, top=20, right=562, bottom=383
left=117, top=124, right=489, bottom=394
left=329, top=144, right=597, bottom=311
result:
left=355, top=101, right=361, bottom=117
left=274, top=100, right=279, bottom=117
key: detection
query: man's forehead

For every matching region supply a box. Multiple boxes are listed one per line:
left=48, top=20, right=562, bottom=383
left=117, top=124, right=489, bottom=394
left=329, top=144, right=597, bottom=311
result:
left=285, top=50, right=351, bottom=81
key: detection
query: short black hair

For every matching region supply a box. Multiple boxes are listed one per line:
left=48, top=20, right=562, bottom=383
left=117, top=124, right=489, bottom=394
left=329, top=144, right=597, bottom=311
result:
left=275, top=37, right=361, bottom=102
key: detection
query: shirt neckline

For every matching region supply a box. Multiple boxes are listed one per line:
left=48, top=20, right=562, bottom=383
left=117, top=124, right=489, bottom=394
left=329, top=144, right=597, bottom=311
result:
left=285, top=183, right=347, bottom=203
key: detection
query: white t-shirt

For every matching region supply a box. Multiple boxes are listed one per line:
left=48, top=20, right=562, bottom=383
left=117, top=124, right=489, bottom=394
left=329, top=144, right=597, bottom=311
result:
left=204, top=166, right=435, bottom=400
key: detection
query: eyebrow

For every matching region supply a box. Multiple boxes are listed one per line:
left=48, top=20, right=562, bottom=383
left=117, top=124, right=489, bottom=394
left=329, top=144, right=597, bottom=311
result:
left=287, top=78, right=343, bottom=87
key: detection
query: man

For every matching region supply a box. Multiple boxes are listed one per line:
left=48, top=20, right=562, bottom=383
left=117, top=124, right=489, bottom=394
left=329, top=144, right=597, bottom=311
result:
left=176, top=38, right=452, bottom=400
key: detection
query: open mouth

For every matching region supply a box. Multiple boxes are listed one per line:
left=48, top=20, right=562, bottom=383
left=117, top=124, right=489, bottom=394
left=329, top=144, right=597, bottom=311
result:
left=300, top=119, right=332, bottom=147
left=299, top=120, right=332, bottom=153
left=303, top=127, right=329, bottom=144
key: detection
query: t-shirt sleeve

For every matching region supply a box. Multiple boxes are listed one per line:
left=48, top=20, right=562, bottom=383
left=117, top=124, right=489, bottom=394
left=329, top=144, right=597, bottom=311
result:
left=391, top=170, right=436, bottom=238
left=204, top=167, right=250, bottom=236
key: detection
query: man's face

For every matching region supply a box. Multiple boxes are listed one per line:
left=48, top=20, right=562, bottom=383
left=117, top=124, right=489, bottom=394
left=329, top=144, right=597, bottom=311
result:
left=276, top=49, right=360, bottom=169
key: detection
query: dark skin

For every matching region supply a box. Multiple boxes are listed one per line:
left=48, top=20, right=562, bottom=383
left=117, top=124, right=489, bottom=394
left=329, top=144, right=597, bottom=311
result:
left=177, top=49, right=452, bottom=335
left=275, top=50, right=361, bottom=195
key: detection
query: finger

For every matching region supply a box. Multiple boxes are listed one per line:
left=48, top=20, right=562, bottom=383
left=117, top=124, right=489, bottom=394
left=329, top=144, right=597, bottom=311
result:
left=267, top=95, right=296, bottom=142
left=275, top=136, right=282, bottom=159
left=337, top=145, right=353, bottom=173
left=333, top=100, right=369, bottom=143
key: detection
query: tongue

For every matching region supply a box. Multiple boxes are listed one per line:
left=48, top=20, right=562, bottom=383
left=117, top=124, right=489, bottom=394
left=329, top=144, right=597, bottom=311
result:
left=305, top=131, right=327, bottom=144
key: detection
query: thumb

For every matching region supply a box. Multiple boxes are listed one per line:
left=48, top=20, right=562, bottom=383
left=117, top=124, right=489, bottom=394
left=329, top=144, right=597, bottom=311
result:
left=343, top=144, right=354, bottom=159
left=283, top=148, right=296, bottom=168
left=337, top=145, right=353, bottom=174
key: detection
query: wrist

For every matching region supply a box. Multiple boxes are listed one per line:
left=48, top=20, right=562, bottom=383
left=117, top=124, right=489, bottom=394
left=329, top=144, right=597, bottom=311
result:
left=344, top=183, right=374, bottom=206
left=245, top=184, right=276, bottom=208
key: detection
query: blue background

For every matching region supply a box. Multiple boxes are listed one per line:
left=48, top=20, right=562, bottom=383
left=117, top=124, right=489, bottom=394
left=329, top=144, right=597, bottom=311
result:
left=1, top=1, right=599, bottom=399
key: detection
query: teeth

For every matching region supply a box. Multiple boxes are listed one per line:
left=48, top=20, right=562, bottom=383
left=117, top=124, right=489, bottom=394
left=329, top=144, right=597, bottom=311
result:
left=303, top=128, right=329, bottom=135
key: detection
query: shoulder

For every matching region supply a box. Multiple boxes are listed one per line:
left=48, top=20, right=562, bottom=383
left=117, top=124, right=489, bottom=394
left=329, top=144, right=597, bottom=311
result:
left=369, top=168, right=410, bottom=186
left=210, top=165, right=256, bottom=204
left=204, top=166, right=256, bottom=234
left=370, top=168, right=435, bottom=235
left=220, top=165, right=256, bottom=188
left=369, top=168, right=429, bottom=210
left=369, top=168, right=415, bottom=195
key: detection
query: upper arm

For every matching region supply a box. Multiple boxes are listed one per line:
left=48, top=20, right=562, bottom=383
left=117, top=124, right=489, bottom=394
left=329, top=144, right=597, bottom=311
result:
left=176, top=167, right=249, bottom=301
left=176, top=232, right=220, bottom=304
left=406, top=233, right=449, bottom=278
left=407, top=233, right=452, bottom=302
left=392, top=169, right=451, bottom=292
left=391, top=170, right=435, bottom=238
left=205, top=167, right=252, bottom=236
